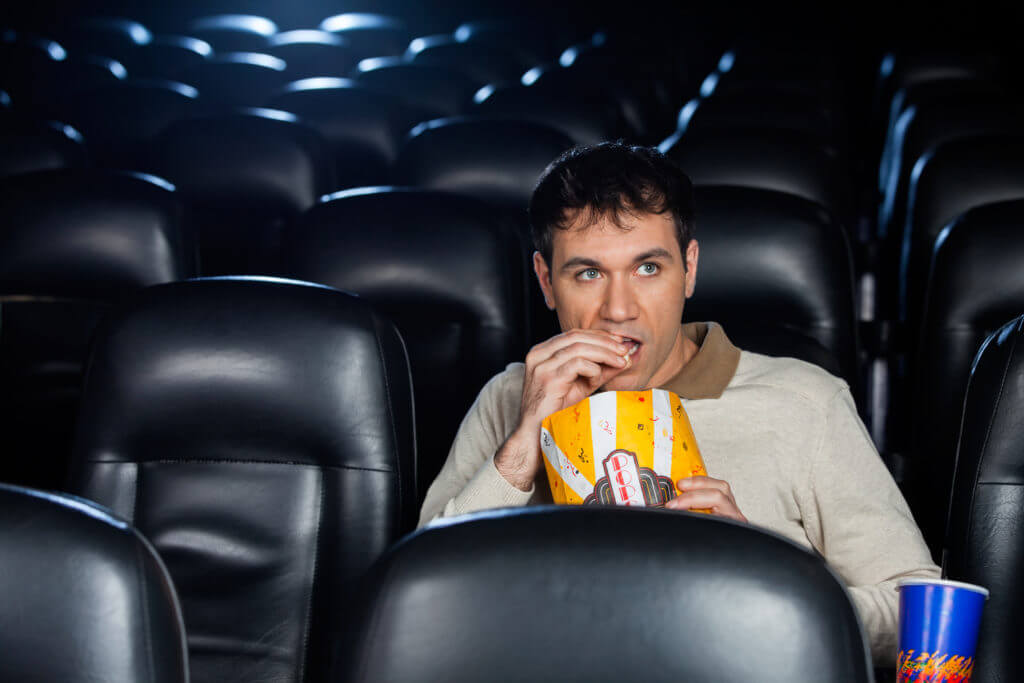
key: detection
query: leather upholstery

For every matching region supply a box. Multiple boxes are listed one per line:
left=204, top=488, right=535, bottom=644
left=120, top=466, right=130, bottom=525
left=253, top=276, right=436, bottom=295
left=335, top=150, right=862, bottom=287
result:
left=147, top=109, right=336, bottom=275
left=474, top=82, right=625, bottom=145
left=181, top=54, right=289, bottom=108
left=266, top=79, right=434, bottom=188
left=406, top=34, right=525, bottom=87
left=945, top=314, right=1024, bottom=683
left=689, top=186, right=859, bottom=394
left=0, top=483, right=188, bottom=683
left=354, top=62, right=478, bottom=117
left=281, top=187, right=528, bottom=500
left=901, top=134, right=1024, bottom=329
left=66, top=80, right=200, bottom=169
left=340, top=506, right=872, bottom=683
left=185, top=15, right=275, bottom=53
left=0, top=169, right=191, bottom=490
left=0, top=117, right=86, bottom=178
left=662, top=128, right=852, bottom=224
left=266, top=31, right=357, bottom=79
left=117, top=35, right=212, bottom=81
left=394, top=116, right=575, bottom=214
left=906, top=200, right=1024, bottom=557
left=318, top=13, right=409, bottom=61
left=70, top=277, right=416, bottom=683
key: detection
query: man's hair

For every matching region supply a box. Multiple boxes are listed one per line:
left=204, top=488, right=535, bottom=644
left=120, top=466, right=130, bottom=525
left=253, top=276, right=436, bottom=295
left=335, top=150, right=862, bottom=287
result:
left=528, top=142, right=696, bottom=267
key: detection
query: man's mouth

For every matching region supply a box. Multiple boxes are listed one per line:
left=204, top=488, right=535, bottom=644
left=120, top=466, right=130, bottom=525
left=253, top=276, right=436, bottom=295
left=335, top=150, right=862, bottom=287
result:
left=621, top=337, right=642, bottom=361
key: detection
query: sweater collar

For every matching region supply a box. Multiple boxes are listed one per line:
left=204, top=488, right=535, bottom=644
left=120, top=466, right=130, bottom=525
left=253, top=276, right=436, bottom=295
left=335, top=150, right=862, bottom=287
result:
left=659, top=322, right=740, bottom=399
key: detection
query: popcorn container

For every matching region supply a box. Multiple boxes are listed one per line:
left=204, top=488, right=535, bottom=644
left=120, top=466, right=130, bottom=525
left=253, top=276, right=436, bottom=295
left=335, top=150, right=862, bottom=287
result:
left=540, top=389, right=706, bottom=507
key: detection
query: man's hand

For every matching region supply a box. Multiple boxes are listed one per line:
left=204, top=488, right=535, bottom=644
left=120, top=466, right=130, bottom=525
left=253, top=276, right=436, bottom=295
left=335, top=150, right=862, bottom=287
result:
left=666, top=476, right=748, bottom=522
left=495, top=329, right=633, bottom=491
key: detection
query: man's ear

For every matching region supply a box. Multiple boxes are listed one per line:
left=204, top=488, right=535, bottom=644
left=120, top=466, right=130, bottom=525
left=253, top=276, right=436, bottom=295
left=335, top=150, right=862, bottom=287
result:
left=684, top=239, right=699, bottom=299
left=533, top=251, right=556, bottom=310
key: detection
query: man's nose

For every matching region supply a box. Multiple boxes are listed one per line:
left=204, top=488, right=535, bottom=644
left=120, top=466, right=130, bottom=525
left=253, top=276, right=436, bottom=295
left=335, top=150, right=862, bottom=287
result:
left=600, top=275, right=639, bottom=322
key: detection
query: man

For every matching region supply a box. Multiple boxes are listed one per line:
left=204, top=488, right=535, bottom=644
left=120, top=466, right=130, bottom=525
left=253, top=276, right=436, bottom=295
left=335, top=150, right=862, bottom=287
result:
left=419, top=142, right=939, bottom=665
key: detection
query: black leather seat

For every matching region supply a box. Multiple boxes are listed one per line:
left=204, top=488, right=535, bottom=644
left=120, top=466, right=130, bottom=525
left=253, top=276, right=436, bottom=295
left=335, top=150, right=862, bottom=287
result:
left=900, top=135, right=1024, bottom=331
left=0, top=117, right=87, bottom=178
left=474, top=81, right=625, bottom=145
left=118, top=35, right=212, bottom=81
left=946, top=313, right=1024, bottom=683
left=394, top=117, right=574, bottom=344
left=146, top=108, right=336, bottom=275
left=266, top=78, right=433, bottom=189
left=65, top=79, right=200, bottom=169
left=339, top=506, right=872, bottom=683
left=282, top=187, right=527, bottom=501
left=354, top=60, right=478, bottom=117
left=905, top=199, right=1024, bottom=557
left=0, top=483, right=188, bottom=683
left=662, top=128, right=853, bottom=226
left=69, top=277, right=416, bottom=683
left=318, top=13, right=408, bottom=60
left=689, top=185, right=860, bottom=396
left=181, top=52, right=290, bottom=108
left=0, top=168, right=192, bottom=490
left=266, top=30, right=357, bottom=79
left=184, top=14, right=277, bottom=53
left=405, top=34, right=525, bottom=87
left=453, top=19, right=557, bottom=69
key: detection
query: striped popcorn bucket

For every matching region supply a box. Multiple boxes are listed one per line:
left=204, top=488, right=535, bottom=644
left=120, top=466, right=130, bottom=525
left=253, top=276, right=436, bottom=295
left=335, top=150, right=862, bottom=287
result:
left=540, top=389, right=706, bottom=507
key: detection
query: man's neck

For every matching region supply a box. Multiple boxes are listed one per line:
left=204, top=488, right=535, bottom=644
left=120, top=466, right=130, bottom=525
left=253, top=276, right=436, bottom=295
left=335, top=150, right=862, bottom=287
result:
left=646, top=325, right=699, bottom=388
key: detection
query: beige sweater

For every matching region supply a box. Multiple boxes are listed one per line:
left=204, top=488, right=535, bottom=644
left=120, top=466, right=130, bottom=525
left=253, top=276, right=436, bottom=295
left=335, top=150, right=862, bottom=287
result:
left=419, top=325, right=939, bottom=666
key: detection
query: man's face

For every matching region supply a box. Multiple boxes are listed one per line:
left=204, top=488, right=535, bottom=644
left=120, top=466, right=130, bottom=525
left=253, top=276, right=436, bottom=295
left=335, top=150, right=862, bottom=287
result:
left=534, top=210, right=699, bottom=391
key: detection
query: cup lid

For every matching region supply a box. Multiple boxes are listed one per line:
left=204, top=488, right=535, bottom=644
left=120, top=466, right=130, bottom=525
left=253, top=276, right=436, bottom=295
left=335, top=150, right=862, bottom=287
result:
left=897, top=578, right=989, bottom=598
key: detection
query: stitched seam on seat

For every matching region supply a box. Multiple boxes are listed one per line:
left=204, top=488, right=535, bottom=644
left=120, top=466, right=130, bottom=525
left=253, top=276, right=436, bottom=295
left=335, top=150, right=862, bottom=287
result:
left=964, top=328, right=1018, bottom=558
left=86, top=459, right=397, bottom=474
left=298, top=468, right=325, bottom=683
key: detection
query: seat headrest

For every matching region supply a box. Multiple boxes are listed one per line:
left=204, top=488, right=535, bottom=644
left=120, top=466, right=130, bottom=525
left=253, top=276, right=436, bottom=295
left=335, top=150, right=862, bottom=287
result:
left=151, top=111, right=336, bottom=212
left=926, top=199, right=1024, bottom=332
left=343, top=506, right=870, bottom=683
left=0, top=483, right=188, bottom=683
left=0, top=169, right=192, bottom=297
left=395, top=116, right=575, bottom=211
left=285, top=187, right=525, bottom=331
left=73, top=276, right=414, bottom=473
left=688, top=185, right=857, bottom=381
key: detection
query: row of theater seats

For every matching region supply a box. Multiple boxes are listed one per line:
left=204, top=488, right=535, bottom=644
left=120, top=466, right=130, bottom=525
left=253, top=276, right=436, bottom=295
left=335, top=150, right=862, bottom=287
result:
left=3, top=274, right=1021, bottom=682
left=5, top=17, right=1023, bottom=563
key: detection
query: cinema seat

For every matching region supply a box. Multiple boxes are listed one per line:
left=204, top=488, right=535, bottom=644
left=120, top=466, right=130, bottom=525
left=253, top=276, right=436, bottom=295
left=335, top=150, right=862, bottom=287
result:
left=319, top=13, right=408, bottom=60
left=688, top=185, right=860, bottom=398
left=266, top=78, right=434, bottom=188
left=180, top=52, right=289, bottom=108
left=905, top=200, right=1024, bottom=557
left=405, top=34, right=525, bottom=87
left=70, top=277, right=416, bottom=683
left=0, top=483, right=188, bottom=683
left=184, top=14, right=277, bottom=53
left=117, top=35, right=212, bottom=81
left=282, top=187, right=527, bottom=501
left=0, top=117, right=87, bottom=178
left=354, top=60, right=478, bottom=117
left=945, top=313, right=1024, bottom=683
left=266, top=30, right=357, bottom=79
left=338, top=506, right=872, bottom=683
left=146, top=108, right=335, bottom=274
left=0, top=168, right=192, bottom=490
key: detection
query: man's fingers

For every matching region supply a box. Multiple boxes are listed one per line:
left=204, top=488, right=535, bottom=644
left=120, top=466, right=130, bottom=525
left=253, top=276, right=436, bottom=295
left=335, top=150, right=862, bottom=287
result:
left=535, top=343, right=628, bottom=381
left=526, top=329, right=628, bottom=367
left=676, top=476, right=732, bottom=497
left=666, top=488, right=747, bottom=522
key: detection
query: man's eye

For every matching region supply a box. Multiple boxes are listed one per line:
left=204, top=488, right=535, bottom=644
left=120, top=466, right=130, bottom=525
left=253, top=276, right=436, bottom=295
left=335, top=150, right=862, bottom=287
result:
left=638, top=263, right=659, bottom=276
left=578, top=268, right=600, bottom=280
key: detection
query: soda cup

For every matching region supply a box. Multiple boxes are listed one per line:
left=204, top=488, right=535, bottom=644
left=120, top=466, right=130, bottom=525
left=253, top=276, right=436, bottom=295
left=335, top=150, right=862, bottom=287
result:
left=540, top=389, right=706, bottom=507
left=896, top=579, right=989, bottom=682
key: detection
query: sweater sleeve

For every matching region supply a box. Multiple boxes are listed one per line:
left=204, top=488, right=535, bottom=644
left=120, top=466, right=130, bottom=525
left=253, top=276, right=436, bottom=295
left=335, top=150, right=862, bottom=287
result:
left=417, top=365, right=534, bottom=528
left=804, top=386, right=940, bottom=667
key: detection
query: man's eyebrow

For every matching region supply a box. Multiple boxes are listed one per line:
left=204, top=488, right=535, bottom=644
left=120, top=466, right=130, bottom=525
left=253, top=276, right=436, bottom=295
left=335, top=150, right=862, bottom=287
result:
left=632, top=248, right=674, bottom=263
left=560, top=256, right=603, bottom=272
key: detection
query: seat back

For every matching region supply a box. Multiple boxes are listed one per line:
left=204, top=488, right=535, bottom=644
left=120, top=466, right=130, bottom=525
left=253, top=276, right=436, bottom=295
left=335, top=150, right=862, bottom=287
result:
left=70, top=277, right=416, bottom=683
left=907, top=199, right=1024, bottom=556
left=147, top=109, right=336, bottom=274
left=0, top=168, right=191, bottom=490
left=0, top=117, right=87, bottom=178
left=282, top=187, right=527, bottom=500
left=341, top=507, right=872, bottom=683
left=354, top=61, right=478, bottom=117
left=0, top=483, right=188, bottom=683
left=689, top=186, right=859, bottom=393
left=946, top=314, right=1024, bottom=683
